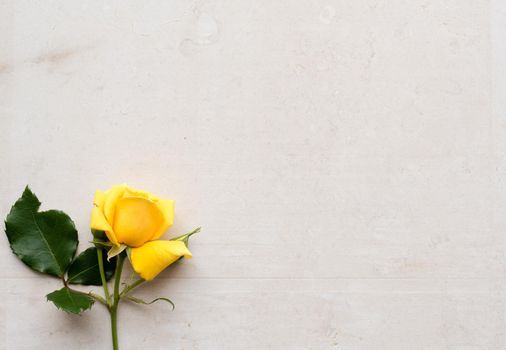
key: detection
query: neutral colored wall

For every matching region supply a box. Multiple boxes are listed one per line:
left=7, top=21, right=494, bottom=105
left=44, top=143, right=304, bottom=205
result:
left=1, top=1, right=504, bottom=349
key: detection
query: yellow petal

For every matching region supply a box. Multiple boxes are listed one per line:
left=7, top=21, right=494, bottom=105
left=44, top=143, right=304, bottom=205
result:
left=113, top=197, right=164, bottom=247
left=90, top=206, right=119, bottom=246
left=123, top=186, right=158, bottom=201
left=90, top=206, right=111, bottom=232
left=150, top=199, right=175, bottom=241
left=103, top=184, right=127, bottom=223
left=93, top=190, right=106, bottom=208
left=130, top=240, right=192, bottom=281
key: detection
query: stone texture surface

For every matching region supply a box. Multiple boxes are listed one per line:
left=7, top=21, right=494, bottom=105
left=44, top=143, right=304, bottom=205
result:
left=0, top=1, right=505, bottom=349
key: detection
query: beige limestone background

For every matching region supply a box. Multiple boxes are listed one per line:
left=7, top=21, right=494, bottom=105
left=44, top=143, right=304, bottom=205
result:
left=0, top=1, right=505, bottom=349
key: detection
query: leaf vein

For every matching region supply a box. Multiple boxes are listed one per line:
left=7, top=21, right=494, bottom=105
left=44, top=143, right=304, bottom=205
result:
left=31, top=211, right=62, bottom=275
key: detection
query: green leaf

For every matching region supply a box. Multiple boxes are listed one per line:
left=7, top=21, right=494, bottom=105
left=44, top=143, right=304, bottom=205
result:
left=170, top=227, right=200, bottom=247
left=46, top=287, right=95, bottom=314
left=125, top=295, right=175, bottom=310
left=4, top=187, right=78, bottom=277
left=67, top=247, right=115, bottom=285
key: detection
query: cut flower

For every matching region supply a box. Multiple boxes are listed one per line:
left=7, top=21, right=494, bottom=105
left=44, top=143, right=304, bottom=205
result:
left=90, top=184, right=192, bottom=281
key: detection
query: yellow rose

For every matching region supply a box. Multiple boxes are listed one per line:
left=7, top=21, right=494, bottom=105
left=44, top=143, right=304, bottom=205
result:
left=90, top=184, right=192, bottom=281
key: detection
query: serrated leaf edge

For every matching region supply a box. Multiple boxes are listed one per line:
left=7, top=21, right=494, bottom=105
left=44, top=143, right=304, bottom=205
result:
left=46, top=288, right=95, bottom=315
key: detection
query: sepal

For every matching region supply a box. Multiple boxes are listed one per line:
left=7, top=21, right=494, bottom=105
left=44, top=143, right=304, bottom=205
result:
left=91, top=229, right=107, bottom=240
left=107, top=244, right=127, bottom=261
left=170, top=227, right=200, bottom=247
left=125, top=295, right=175, bottom=310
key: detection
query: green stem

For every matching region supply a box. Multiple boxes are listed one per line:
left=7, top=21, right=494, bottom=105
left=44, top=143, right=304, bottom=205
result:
left=88, top=292, right=108, bottom=305
left=120, top=278, right=145, bottom=297
left=110, top=305, right=118, bottom=350
left=61, top=276, right=107, bottom=306
left=110, top=254, right=125, bottom=350
left=97, top=248, right=111, bottom=306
